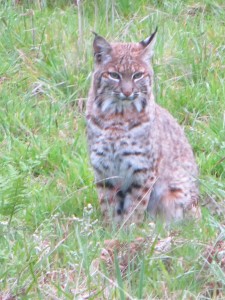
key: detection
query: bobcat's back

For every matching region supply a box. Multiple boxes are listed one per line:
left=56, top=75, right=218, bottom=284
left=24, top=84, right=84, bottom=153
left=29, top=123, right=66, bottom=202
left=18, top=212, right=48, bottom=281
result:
left=86, top=30, right=201, bottom=225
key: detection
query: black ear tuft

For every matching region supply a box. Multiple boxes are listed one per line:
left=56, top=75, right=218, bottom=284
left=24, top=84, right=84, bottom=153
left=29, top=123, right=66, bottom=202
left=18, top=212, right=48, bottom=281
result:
left=139, top=27, right=158, bottom=61
left=91, top=31, right=98, bottom=37
left=140, top=27, right=158, bottom=48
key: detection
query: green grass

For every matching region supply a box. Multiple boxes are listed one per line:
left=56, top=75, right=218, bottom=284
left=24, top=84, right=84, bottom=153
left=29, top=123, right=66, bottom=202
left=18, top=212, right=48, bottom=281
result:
left=0, top=0, right=225, bottom=298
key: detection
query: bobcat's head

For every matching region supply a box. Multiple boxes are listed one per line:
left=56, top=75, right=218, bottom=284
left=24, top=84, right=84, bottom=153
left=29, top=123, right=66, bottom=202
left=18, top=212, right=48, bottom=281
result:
left=91, top=29, right=157, bottom=114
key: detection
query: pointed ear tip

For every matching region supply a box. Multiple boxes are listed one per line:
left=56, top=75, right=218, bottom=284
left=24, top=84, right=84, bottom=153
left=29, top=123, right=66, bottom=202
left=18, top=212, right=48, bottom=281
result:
left=140, top=27, right=158, bottom=47
left=91, top=31, right=99, bottom=39
left=152, top=27, right=158, bottom=37
left=91, top=32, right=108, bottom=44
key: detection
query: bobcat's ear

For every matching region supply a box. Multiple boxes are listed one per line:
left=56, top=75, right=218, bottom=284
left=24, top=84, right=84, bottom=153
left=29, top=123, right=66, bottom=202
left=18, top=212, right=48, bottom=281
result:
left=140, top=27, right=157, bottom=61
left=92, top=32, right=112, bottom=64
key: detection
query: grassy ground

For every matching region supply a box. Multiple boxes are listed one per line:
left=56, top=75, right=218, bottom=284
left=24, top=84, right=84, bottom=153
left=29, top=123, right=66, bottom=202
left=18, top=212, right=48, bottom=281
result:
left=0, top=0, right=225, bottom=299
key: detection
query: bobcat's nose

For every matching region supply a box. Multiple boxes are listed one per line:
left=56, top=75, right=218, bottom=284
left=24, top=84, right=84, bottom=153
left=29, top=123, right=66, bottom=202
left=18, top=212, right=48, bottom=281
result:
left=119, top=92, right=135, bottom=101
left=123, top=90, right=132, bottom=97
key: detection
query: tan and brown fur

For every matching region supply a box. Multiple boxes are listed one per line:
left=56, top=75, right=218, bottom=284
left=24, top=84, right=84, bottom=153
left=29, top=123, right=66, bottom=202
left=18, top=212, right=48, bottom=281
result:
left=86, top=29, right=201, bottom=226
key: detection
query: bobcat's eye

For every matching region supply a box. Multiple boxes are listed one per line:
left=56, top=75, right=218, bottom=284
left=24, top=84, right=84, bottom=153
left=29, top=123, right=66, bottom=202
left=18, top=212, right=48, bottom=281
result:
left=108, top=72, right=121, bottom=81
left=133, top=72, right=144, bottom=80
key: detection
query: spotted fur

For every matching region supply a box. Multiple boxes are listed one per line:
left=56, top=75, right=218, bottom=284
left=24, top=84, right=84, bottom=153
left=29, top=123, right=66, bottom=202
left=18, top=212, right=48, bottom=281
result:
left=86, top=29, right=201, bottom=225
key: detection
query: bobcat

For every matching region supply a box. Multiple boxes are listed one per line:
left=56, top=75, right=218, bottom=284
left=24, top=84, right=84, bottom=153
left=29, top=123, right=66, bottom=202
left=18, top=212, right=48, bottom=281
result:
left=86, top=29, right=201, bottom=226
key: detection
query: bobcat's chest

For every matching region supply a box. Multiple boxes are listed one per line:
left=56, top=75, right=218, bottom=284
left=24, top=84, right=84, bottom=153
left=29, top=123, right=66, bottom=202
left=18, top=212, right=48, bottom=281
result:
left=89, top=120, right=154, bottom=189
